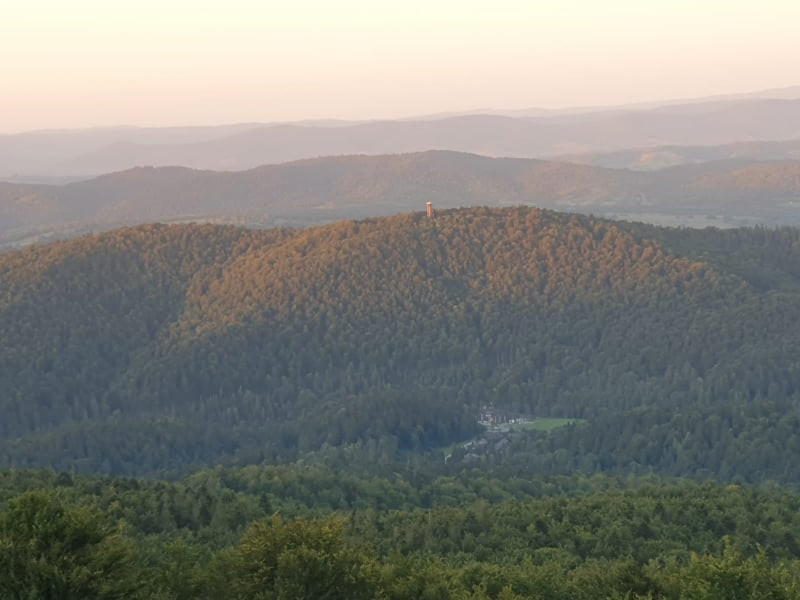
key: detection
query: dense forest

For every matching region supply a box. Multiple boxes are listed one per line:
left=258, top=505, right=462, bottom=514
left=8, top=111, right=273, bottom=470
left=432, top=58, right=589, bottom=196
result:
left=2, top=206, right=800, bottom=482
left=3, top=467, right=800, bottom=598
left=5, top=206, right=800, bottom=597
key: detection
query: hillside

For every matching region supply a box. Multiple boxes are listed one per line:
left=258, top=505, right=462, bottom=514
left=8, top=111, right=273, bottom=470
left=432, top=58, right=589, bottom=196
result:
left=557, top=139, right=800, bottom=170
left=3, top=207, right=800, bottom=480
left=5, top=151, right=800, bottom=250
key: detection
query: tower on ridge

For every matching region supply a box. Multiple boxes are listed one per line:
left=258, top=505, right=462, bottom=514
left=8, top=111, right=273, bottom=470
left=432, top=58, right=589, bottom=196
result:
left=426, top=201, right=434, bottom=219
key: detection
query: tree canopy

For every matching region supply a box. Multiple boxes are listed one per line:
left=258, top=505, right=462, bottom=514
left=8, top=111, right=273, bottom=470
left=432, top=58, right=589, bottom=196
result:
left=2, top=207, right=800, bottom=484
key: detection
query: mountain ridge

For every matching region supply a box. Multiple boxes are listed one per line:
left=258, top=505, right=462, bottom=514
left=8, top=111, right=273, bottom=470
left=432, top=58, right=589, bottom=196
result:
left=4, top=150, right=800, bottom=249
left=3, top=92, right=800, bottom=178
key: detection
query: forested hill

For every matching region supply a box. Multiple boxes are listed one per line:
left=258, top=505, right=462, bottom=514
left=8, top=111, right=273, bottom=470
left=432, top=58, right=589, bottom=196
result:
left=5, top=150, right=800, bottom=249
left=2, top=207, right=800, bottom=480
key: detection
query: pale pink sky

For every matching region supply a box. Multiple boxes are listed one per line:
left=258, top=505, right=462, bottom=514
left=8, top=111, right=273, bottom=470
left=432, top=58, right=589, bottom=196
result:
left=1, top=0, right=799, bottom=133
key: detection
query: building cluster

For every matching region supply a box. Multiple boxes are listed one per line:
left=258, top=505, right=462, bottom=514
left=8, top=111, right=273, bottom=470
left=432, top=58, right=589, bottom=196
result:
left=479, top=405, right=534, bottom=430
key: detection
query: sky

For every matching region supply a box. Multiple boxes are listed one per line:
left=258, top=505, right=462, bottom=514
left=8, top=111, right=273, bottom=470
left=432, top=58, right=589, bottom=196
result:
left=2, top=0, right=800, bottom=133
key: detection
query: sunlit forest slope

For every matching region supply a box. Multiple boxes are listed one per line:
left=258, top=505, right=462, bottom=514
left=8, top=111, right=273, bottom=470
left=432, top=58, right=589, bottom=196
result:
left=2, top=207, right=800, bottom=480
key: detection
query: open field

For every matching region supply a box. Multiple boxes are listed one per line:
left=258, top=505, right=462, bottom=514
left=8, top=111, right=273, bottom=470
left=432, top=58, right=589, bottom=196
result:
left=522, top=418, right=588, bottom=431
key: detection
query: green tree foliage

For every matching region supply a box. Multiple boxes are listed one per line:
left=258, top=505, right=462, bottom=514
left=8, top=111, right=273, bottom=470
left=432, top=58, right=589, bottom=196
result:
left=3, top=208, right=800, bottom=483
left=223, top=515, right=377, bottom=600
left=673, top=540, right=798, bottom=600
left=3, top=471, right=800, bottom=598
left=0, top=492, right=140, bottom=599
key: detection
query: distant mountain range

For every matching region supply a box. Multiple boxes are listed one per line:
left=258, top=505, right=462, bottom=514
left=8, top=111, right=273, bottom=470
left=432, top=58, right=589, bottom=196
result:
left=2, top=86, right=800, bottom=179
left=2, top=151, right=800, bottom=249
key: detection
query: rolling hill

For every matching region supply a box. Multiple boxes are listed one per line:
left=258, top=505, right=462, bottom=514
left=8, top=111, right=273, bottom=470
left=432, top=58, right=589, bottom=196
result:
left=3, top=206, right=800, bottom=480
left=4, top=151, right=800, bottom=250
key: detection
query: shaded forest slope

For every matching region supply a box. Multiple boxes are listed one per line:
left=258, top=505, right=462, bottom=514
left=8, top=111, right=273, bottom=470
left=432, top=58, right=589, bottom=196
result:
left=2, top=207, right=800, bottom=479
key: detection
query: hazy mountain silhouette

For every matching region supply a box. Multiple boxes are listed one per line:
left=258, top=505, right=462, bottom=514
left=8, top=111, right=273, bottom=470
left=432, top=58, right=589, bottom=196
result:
left=2, top=89, right=799, bottom=178
left=38, top=100, right=800, bottom=175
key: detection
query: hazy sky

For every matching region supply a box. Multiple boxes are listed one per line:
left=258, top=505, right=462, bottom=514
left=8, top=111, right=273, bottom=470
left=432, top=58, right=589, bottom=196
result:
left=2, top=0, right=799, bottom=133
